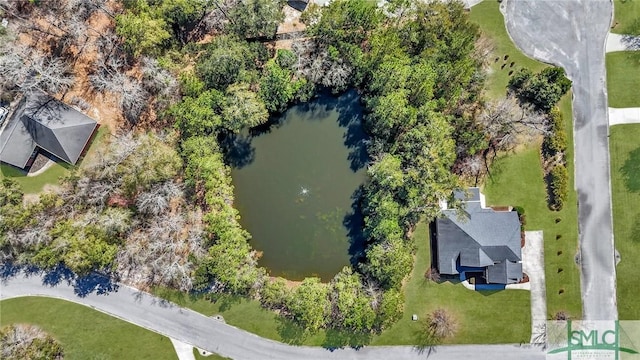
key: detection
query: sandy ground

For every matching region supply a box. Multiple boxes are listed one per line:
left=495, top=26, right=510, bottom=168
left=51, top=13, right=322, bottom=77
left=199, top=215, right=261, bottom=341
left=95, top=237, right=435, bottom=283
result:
left=608, top=107, right=640, bottom=126
left=606, top=33, right=640, bottom=53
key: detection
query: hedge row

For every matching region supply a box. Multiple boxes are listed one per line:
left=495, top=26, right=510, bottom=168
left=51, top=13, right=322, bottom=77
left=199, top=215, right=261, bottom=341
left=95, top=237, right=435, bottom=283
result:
left=548, top=164, right=569, bottom=211
left=543, top=107, right=568, bottom=156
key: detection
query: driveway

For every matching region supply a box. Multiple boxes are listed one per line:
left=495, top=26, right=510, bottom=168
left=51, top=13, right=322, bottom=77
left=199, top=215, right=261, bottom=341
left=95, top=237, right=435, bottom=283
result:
left=522, top=231, right=547, bottom=344
left=503, top=0, right=617, bottom=321
left=0, top=271, right=545, bottom=360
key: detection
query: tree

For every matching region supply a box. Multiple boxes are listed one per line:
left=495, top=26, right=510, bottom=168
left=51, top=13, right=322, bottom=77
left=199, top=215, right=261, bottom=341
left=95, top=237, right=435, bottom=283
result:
left=478, top=96, right=547, bottom=152
left=0, top=44, right=74, bottom=95
left=0, top=324, right=64, bottom=360
left=259, top=59, right=303, bottom=113
left=222, top=83, right=269, bottom=132
left=89, top=58, right=149, bottom=124
left=286, top=277, right=330, bottom=331
left=167, top=90, right=224, bottom=137
left=226, top=0, right=285, bottom=39
left=0, top=179, right=23, bottom=207
left=362, top=238, right=413, bottom=289
left=260, top=277, right=290, bottom=310
left=509, top=67, right=572, bottom=112
left=375, top=288, right=404, bottom=329
left=330, top=267, right=376, bottom=332
left=425, top=308, right=458, bottom=340
left=115, top=9, right=172, bottom=57
left=196, top=35, right=260, bottom=90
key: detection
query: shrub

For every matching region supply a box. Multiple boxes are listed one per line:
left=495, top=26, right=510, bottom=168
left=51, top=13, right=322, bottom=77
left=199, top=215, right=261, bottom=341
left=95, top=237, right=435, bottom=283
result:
left=426, top=308, right=458, bottom=340
left=548, top=165, right=569, bottom=210
left=0, top=324, right=64, bottom=360
left=509, top=67, right=572, bottom=112
left=543, top=107, right=568, bottom=156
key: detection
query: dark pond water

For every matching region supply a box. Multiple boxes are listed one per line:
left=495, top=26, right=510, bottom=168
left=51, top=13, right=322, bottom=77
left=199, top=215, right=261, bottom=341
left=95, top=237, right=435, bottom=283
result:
left=229, top=90, right=368, bottom=281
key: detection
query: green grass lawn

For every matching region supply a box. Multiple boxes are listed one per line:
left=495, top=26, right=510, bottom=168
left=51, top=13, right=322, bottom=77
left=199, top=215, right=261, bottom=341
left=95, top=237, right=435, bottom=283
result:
left=156, top=221, right=530, bottom=346
left=611, top=0, right=640, bottom=35
left=606, top=52, right=640, bottom=108
left=0, top=297, right=177, bottom=360
left=609, top=124, right=640, bottom=320
left=482, top=95, right=582, bottom=320
left=469, top=0, right=547, bottom=100
left=0, top=126, right=109, bottom=194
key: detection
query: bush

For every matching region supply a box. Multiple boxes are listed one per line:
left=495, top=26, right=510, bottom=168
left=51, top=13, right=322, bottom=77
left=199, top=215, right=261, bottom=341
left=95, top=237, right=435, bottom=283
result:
left=509, top=67, right=572, bottom=112
left=543, top=107, right=568, bottom=156
left=0, top=324, right=64, bottom=360
left=548, top=164, right=569, bottom=210
left=513, top=206, right=525, bottom=216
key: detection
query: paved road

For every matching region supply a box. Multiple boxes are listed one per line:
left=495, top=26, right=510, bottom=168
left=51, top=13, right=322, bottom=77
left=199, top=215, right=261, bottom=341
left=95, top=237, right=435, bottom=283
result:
left=503, top=0, right=617, bottom=321
left=0, top=272, right=545, bottom=360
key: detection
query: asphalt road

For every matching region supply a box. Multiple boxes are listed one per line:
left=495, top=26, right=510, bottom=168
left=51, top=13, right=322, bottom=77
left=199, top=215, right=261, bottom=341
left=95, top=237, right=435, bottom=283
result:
left=0, top=272, right=545, bottom=360
left=503, top=0, right=617, bottom=320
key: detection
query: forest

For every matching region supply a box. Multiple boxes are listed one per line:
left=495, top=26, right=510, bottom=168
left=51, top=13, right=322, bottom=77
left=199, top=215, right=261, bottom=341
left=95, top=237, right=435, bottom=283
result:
left=0, top=0, right=570, bottom=335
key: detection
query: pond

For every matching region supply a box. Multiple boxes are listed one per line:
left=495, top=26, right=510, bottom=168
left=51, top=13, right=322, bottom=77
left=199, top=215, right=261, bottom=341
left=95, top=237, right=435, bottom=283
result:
left=230, top=90, right=368, bottom=281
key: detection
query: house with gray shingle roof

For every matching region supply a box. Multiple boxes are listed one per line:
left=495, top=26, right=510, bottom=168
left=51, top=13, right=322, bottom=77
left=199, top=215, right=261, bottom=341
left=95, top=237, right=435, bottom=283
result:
left=0, top=92, right=98, bottom=169
left=435, top=187, right=523, bottom=285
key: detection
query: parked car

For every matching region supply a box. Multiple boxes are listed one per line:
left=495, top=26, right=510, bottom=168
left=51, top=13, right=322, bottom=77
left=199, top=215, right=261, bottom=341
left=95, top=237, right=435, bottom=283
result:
left=0, top=107, right=8, bottom=126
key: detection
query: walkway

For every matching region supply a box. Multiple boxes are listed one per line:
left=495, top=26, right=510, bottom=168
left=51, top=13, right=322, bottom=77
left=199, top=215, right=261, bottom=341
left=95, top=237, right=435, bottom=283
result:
left=609, top=107, right=640, bottom=126
left=503, top=0, right=617, bottom=321
left=0, top=271, right=546, bottom=360
left=522, top=231, right=547, bottom=345
left=606, top=33, right=640, bottom=53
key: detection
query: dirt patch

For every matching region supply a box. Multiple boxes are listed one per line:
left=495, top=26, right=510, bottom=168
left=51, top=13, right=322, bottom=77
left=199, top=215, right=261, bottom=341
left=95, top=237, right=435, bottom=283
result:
left=269, top=276, right=303, bottom=289
left=277, top=5, right=306, bottom=35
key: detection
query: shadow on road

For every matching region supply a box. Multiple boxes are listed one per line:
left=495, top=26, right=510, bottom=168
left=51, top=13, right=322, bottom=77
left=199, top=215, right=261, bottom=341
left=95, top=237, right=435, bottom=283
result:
left=73, top=272, right=119, bottom=297
left=0, top=262, right=119, bottom=297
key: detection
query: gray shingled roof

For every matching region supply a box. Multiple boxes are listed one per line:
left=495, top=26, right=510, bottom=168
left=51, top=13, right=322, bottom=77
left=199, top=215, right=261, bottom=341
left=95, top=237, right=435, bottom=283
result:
left=0, top=92, right=97, bottom=169
left=486, top=261, right=523, bottom=284
left=436, top=187, right=522, bottom=284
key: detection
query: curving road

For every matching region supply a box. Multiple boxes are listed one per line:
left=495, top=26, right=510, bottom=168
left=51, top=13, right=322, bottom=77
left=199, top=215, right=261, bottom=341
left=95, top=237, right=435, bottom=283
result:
left=0, top=271, right=545, bottom=360
left=503, top=0, right=617, bottom=321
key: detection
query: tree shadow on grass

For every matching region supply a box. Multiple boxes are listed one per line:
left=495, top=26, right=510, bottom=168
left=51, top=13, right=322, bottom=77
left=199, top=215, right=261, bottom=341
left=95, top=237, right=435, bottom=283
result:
left=203, top=293, right=243, bottom=312
left=276, top=317, right=308, bottom=345
left=412, top=323, right=441, bottom=358
left=621, top=147, right=640, bottom=193
left=631, top=219, right=640, bottom=244
left=321, top=328, right=371, bottom=350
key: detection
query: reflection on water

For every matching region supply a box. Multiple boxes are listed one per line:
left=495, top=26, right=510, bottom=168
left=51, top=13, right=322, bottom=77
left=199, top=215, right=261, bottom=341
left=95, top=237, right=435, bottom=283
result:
left=230, top=90, right=367, bottom=281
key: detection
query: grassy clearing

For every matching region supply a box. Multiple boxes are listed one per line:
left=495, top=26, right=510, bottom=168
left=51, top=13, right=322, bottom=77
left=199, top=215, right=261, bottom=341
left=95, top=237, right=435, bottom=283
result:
left=469, top=0, right=547, bottom=100
left=0, top=126, right=110, bottom=194
left=609, top=124, right=640, bottom=320
left=611, top=0, right=640, bottom=35
left=606, top=52, right=640, bottom=108
left=157, top=221, right=530, bottom=346
left=482, top=95, right=582, bottom=319
left=0, top=297, right=176, bottom=360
